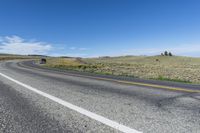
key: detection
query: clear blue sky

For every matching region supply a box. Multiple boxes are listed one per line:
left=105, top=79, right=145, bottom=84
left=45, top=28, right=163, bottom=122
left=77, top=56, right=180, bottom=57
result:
left=0, top=0, right=200, bottom=57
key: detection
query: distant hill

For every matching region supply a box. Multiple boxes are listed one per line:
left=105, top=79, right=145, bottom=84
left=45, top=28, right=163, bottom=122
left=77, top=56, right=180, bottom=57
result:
left=28, top=54, right=49, bottom=57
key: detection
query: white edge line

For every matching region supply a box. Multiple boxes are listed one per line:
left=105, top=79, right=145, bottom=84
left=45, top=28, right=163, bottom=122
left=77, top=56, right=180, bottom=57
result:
left=0, top=72, right=142, bottom=133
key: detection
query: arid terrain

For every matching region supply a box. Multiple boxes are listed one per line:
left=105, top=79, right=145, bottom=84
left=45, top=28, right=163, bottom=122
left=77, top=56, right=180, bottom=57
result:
left=43, top=56, right=200, bottom=84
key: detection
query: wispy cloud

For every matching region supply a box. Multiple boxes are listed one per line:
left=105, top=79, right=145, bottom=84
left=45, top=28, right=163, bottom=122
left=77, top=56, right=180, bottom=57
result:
left=1, top=35, right=199, bottom=57
left=69, top=47, right=76, bottom=50
left=50, top=53, right=88, bottom=57
left=0, top=35, right=52, bottom=55
left=69, top=47, right=88, bottom=51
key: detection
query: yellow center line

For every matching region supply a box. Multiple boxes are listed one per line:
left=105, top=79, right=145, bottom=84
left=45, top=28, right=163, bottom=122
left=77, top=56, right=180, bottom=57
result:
left=75, top=75, right=200, bottom=93
left=20, top=61, right=200, bottom=93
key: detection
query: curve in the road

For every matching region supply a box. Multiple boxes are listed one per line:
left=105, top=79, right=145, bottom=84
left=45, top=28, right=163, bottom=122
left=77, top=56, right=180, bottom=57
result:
left=20, top=60, right=200, bottom=93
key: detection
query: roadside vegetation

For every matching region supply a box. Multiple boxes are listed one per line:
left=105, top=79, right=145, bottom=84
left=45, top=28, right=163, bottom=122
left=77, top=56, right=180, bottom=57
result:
left=43, top=55, right=200, bottom=84
left=0, top=55, right=28, bottom=61
left=0, top=54, right=40, bottom=61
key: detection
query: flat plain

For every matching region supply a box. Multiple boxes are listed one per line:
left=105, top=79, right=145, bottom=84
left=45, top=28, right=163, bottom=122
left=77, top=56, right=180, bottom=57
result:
left=43, top=56, right=200, bottom=84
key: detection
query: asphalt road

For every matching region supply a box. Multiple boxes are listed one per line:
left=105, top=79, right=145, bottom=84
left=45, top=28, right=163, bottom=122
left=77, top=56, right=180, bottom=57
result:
left=0, top=60, right=200, bottom=133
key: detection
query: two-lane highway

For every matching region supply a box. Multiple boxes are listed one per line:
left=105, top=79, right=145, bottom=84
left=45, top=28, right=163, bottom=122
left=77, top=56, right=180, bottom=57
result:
left=0, top=60, right=200, bottom=133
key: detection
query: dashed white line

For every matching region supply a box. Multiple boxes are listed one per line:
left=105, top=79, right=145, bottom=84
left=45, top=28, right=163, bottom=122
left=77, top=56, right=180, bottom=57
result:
left=0, top=72, right=142, bottom=133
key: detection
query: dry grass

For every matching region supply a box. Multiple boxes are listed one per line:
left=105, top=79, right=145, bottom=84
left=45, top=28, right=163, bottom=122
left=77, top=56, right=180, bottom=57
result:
left=0, top=54, right=40, bottom=62
left=0, top=56, right=30, bottom=61
left=44, top=56, right=200, bottom=84
left=45, top=58, right=83, bottom=67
